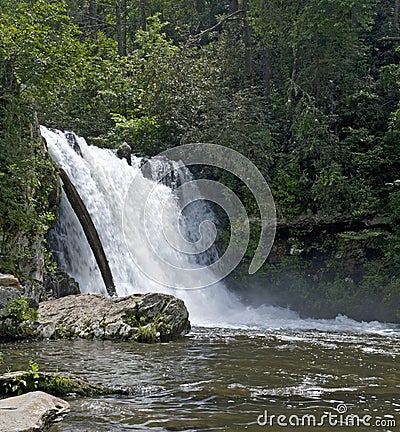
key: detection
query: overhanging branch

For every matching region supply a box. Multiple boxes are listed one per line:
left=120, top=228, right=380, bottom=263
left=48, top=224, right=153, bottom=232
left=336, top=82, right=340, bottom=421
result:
left=190, top=9, right=245, bottom=42
left=379, top=36, right=400, bottom=42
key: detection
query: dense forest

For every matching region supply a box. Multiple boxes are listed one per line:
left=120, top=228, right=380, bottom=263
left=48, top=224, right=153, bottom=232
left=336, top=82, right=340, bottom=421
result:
left=1, top=0, right=400, bottom=320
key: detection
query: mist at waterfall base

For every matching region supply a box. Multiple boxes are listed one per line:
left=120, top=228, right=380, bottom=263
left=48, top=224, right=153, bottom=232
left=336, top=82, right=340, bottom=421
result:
left=42, top=127, right=395, bottom=334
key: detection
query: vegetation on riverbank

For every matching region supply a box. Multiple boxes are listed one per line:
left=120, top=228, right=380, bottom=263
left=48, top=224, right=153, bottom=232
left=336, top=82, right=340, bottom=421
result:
left=0, top=360, right=132, bottom=398
left=1, top=0, right=400, bottom=320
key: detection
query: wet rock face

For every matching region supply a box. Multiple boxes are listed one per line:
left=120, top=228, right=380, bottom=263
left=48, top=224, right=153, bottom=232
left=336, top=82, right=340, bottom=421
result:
left=34, top=292, right=191, bottom=342
left=116, top=142, right=132, bottom=165
left=44, top=267, right=80, bottom=299
left=0, top=391, right=70, bottom=432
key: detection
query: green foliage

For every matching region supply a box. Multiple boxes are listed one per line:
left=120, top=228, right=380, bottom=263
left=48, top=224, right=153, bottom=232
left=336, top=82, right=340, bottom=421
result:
left=1, top=360, right=104, bottom=397
left=6, top=298, right=37, bottom=323
left=29, top=360, right=39, bottom=374
left=270, top=158, right=305, bottom=219
left=1, top=0, right=397, bottom=220
left=3, top=374, right=28, bottom=396
left=0, top=0, right=84, bottom=99
left=0, top=298, right=38, bottom=340
left=123, top=313, right=140, bottom=328
left=1, top=360, right=38, bottom=395
left=0, top=0, right=64, bottom=277
left=123, top=311, right=171, bottom=343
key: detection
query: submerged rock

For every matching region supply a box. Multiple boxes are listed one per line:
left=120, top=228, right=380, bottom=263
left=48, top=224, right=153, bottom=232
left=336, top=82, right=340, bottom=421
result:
left=34, top=292, right=190, bottom=342
left=0, top=371, right=132, bottom=398
left=0, top=371, right=106, bottom=398
left=0, top=391, right=69, bottom=432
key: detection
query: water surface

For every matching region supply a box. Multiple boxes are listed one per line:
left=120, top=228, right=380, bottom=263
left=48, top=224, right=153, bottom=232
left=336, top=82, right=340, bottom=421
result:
left=1, top=325, right=399, bottom=431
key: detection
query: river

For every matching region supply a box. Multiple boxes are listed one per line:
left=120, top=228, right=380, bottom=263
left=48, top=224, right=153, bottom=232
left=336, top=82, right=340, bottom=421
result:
left=1, top=323, right=398, bottom=431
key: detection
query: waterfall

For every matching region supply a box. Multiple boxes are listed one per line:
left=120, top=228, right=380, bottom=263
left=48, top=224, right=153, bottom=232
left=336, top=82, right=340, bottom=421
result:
left=42, top=127, right=393, bottom=332
left=43, top=127, right=264, bottom=326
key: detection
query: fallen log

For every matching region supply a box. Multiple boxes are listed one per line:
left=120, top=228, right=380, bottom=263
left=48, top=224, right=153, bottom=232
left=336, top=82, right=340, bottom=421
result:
left=58, top=168, right=116, bottom=296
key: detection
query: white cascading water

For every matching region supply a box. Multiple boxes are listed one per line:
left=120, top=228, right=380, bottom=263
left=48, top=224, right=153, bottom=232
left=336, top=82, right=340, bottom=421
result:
left=43, top=127, right=251, bottom=326
left=42, top=127, right=396, bottom=333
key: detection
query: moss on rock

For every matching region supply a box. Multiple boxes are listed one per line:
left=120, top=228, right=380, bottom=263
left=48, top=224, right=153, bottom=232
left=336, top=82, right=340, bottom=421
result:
left=0, top=371, right=108, bottom=398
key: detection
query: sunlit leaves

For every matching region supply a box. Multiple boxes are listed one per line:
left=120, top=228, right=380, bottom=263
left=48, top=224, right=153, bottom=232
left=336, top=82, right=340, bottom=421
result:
left=0, top=0, right=85, bottom=98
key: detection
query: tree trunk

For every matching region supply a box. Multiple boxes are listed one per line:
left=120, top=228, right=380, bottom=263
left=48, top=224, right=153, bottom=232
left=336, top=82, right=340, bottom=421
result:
left=140, top=0, right=146, bottom=30
left=229, top=0, right=239, bottom=14
left=58, top=168, right=116, bottom=297
left=262, top=46, right=271, bottom=100
left=287, top=46, right=298, bottom=105
left=243, top=0, right=254, bottom=85
left=88, top=0, right=97, bottom=40
left=116, top=0, right=127, bottom=56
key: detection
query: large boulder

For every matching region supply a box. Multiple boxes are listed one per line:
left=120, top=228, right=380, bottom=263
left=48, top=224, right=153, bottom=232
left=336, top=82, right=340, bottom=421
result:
left=0, top=391, right=69, bottom=432
left=34, top=292, right=190, bottom=342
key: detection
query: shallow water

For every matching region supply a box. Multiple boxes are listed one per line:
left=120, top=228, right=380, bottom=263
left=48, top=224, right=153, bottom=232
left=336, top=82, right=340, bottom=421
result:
left=1, top=325, right=399, bottom=431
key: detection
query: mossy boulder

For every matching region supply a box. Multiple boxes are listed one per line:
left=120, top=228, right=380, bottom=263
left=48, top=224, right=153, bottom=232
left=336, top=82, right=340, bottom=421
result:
left=0, top=371, right=106, bottom=398
left=33, top=292, right=190, bottom=342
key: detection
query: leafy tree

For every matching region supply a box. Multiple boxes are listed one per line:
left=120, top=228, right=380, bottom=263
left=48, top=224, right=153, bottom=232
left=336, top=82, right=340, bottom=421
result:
left=0, top=0, right=83, bottom=277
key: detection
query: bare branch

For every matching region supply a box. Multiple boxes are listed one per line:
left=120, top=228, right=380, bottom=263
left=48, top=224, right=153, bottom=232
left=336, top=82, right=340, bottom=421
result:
left=379, top=36, right=400, bottom=41
left=190, top=9, right=245, bottom=42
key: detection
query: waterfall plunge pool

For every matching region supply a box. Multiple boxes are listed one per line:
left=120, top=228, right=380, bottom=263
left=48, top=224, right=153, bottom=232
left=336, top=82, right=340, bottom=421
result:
left=1, top=325, right=399, bottom=432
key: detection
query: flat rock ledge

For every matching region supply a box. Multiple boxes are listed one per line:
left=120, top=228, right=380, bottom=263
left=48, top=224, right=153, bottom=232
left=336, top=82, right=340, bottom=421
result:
left=33, top=292, right=191, bottom=342
left=0, top=391, right=69, bottom=432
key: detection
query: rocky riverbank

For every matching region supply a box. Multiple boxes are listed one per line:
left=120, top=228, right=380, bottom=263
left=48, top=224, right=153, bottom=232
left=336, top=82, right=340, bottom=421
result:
left=0, top=274, right=190, bottom=343
left=227, top=215, right=400, bottom=323
left=0, top=274, right=191, bottom=431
